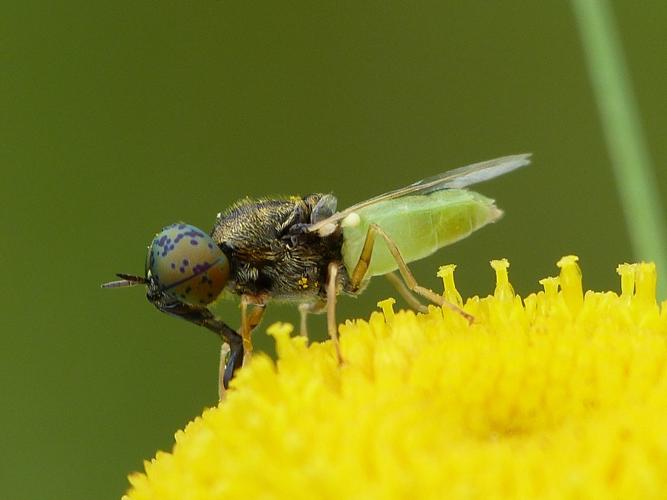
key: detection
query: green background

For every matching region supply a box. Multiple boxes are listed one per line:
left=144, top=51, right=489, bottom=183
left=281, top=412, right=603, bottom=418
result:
left=3, top=2, right=665, bottom=498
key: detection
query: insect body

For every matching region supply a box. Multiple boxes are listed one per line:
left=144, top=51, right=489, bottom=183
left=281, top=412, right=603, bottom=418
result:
left=340, top=189, right=501, bottom=277
left=103, top=154, right=530, bottom=396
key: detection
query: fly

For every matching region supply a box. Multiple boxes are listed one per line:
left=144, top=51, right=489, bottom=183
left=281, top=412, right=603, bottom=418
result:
left=102, top=154, right=530, bottom=397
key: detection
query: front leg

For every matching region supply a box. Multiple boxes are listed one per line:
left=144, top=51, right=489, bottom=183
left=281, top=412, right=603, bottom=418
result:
left=148, top=289, right=244, bottom=393
left=240, top=295, right=266, bottom=364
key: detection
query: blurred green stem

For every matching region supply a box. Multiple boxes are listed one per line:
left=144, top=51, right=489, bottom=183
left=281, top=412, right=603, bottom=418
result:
left=571, top=0, right=667, bottom=298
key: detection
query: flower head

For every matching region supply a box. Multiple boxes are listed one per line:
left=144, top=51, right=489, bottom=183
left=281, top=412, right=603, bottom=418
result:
left=125, top=257, right=667, bottom=499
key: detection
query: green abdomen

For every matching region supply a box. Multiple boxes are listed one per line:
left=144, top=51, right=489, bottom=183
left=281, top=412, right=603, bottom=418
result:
left=341, top=189, right=501, bottom=277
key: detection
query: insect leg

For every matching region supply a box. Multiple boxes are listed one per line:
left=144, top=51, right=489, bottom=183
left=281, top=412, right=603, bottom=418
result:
left=326, top=261, right=342, bottom=362
left=384, top=271, right=428, bottom=313
left=349, top=224, right=473, bottom=322
left=150, top=297, right=244, bottom=392
left=298, top=301, right=326, bottom=338
left=298, top=303, right=310, bottom=337
left=240, top=297, right=266, bottom=363
left=218, top=342, right=231, bottom=400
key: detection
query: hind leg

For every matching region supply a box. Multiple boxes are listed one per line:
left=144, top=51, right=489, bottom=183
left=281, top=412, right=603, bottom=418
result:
left=384, top=271, right=427, bottom=312
left=349, top=224, right=472, bottom=322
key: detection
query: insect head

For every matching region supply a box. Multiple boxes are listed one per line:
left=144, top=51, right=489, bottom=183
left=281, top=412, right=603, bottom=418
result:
left=103, top=223, right=229, bottom=307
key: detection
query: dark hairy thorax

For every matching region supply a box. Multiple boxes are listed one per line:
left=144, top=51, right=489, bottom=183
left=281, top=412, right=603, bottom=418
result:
left=210, top=194, right=347, bottom=301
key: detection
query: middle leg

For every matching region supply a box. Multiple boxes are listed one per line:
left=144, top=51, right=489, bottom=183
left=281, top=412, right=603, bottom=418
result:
left=326, top=261, right=342, bottom=362
left=298, top=300, right=326, bottom=338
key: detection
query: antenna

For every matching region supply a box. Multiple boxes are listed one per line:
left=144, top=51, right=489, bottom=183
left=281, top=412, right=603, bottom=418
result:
left=101, top=273, right=146, bottom=289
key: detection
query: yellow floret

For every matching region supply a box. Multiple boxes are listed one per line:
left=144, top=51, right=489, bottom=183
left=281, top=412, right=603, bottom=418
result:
left=124, top=257, right=667, bottom=500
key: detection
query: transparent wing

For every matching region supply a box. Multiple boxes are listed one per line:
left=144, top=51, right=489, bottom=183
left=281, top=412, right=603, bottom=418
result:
left=307, top=153, right=531, bottom=234
left=311, top=194, right=337, bottom=223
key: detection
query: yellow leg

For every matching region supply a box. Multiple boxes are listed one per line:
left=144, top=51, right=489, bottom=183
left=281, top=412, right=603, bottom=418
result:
left=240, top=298, right=265, bottom=362
left=298, top=303, right=310, bottom=338
left=298, top=301, right=326, bottom=338
left=385, top=271, right=428, bottom=313
left=218, top=298, right=266, bottom=399
left=221, top=296, right=266, bottom=394
left=350, top=224, right=473, bottom=322
left=240, top=299, right=251, bottom=356
left=326, top=261, right=342, bottom=362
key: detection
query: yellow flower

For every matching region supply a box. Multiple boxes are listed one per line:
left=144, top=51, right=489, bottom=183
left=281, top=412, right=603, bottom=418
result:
left=124, top=256, right=667, bottom=499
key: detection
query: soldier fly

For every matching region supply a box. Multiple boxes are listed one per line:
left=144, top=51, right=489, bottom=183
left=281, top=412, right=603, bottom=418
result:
left=102, top=154, right=530, bottom=397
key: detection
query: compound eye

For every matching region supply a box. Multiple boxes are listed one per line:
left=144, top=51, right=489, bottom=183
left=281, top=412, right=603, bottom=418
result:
left=146, top=223, right=229, bottom=306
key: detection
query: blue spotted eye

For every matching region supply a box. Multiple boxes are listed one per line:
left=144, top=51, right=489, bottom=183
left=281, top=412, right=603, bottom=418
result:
left=146, top=223, right=229, bottom=306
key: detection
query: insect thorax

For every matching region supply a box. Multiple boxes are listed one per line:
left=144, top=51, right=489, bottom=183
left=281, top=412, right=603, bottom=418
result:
left=211, top=195, right=347, bottom=301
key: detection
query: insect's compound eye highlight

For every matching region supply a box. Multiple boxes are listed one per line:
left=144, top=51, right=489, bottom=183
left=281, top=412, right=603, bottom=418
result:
left=146, top=223, right=229, bottom=306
